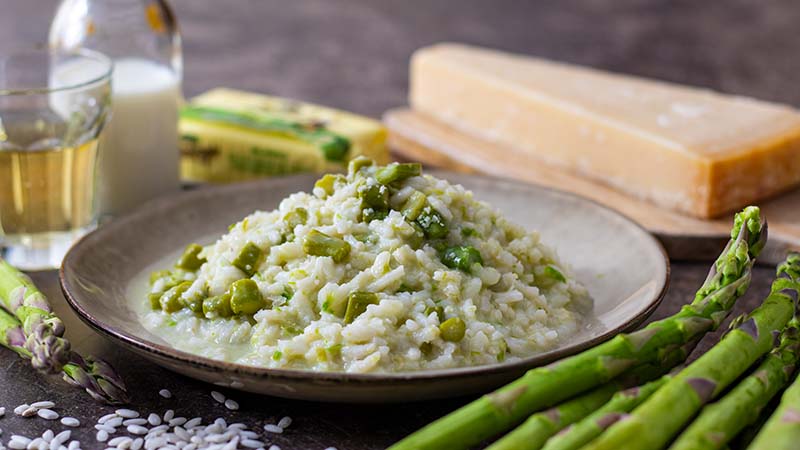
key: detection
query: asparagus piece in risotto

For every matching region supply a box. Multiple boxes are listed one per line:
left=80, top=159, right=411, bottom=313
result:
left=583, top=252, right=799, bottom=450
left=389, top=206, right=765, bottom=450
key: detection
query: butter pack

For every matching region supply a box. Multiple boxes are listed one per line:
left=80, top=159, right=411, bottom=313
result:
left=180, top=88, right=389, bottom=183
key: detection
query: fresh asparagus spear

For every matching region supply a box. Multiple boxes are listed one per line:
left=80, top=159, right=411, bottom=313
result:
left=582, top=253, right=800, bottom=450
left=746, top=381, right=800, bottom=450
left=0, top=306, right=28, bottom=358
left=389, top=207, right=765, bottom=450
left=541, top=376, right=669, bottom=450
left=485, top=383, right=619, bottom=450
left=62, top=352, right=130, bottom=405
left=669, top=316, right=800, bottom=450
left=488, top=337, right=699, bottom=450
left=745, top=255, right=800, bottom=450
left=730, top=396, right=779, bottom=449
left=0, top=258, right=71, bottom=373
left=0, top=307, right=129, bottom=404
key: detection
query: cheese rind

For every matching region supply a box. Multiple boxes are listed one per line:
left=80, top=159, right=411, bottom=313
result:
left=410, top=43, right=800, bottom=218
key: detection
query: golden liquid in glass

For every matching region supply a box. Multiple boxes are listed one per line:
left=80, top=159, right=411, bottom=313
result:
left=0, top=123, right=99, bottom=238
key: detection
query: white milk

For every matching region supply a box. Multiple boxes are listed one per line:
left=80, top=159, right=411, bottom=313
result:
left=51, top=58, right=181, bottom=216
left=99, top=58, right=181, bottom=216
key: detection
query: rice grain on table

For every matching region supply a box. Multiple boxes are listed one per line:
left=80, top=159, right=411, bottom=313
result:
left=36, top=409, right=58, bottom=420
left=98, top=413, right=117, bottom=424
left=60, top=417, right=80, bottom=427
left=146, top=413, right=161, bottom=427
left=263, top=424, right=283, bottom=434
left=224, top=399, right=239, bottom=411
left=277, top=416, right=292, bottom=429
left=105, top=417, right=123, bottom=428
left=185, top=417, right=202, bottom=429
left=123, top=418, right=148, bottom=426
left=29, top=401, right=54, bottom=409
left=142, top=165, right=592, bottom=374
left=96, top=430, right=109, bottom=442
left=163, top=409, right=175, bottom=422
left=115, top=409, right=139, bottom=419
left=158, top=389, right=172, bottom=399
left=127, top=424, right=148, bottom=435
left=53, top=430, right=71, bottom=445
left=95, top=424, right=115, bottom=433
left=210, top=391, right=226, bottom=404
left=169, top=417, right=187, bottom=426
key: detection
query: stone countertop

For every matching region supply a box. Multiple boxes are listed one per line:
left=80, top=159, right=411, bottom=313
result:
left=1, top=0, right=797, bottom=449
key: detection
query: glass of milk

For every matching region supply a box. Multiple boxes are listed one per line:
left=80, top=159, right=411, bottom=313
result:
left=49, top=0, right=183, bottom=217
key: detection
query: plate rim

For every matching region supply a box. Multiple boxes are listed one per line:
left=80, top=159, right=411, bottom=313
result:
left=59, top=171, right=670, bottom=384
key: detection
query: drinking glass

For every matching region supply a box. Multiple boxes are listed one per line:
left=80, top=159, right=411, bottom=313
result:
left=0, top=47, right=112, bottom=270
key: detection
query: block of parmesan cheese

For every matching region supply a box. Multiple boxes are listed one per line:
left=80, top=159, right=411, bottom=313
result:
left=410, top=43, right=800, bottom=218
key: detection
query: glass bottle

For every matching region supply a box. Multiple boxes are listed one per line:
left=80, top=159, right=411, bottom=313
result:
left=49, top=0, right=183, bottom=217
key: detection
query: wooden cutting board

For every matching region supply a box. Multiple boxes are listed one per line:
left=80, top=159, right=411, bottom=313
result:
left=383, top=107, right=800, bottom=265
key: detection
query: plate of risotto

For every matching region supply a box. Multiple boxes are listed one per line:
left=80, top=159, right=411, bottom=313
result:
left=60, top=159, right=668, bottom=402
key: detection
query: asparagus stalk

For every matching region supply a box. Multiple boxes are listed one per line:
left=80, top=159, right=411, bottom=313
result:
left=746, top=378, right=800, bottom=450
left=488, top=337, right=699, bottom=450
left=541, top=376, right=668, bottom=450
left=62, top=352, right=130, bottom=405
left=0, top=258, right=70, bottom=373
left=745, top=255, right=800, bottom=450
left=669, top=316, right=800, bottom=450
left=485, top=383, right=619, bottom=450
left=730, top=397, right=778, bottom=449
left=0, top=306, right=29, bottom=358
left=582, top=253, right=800, bottom=450
left=0, top=306, right=129, bottom=404
left=389, top=207, right=765, bottom=450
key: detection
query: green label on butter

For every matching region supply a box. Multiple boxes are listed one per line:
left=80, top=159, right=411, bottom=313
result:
left=180, top=106, right=350, bottom=162
left=228, top=147, right=315, bottom=176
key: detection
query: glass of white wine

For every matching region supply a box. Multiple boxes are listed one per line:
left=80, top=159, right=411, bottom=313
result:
left=0, top=47, right=112, bottom=270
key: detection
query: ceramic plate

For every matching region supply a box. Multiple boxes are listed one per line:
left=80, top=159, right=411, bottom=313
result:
left=60, top=172, right=669, bottom=403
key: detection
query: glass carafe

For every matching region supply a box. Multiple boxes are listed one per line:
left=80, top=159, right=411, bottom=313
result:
left=49, top=0, right=183, bottom=217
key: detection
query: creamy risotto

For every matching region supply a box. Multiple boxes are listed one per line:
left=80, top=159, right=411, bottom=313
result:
left=141, top=159, right=591, bottom=373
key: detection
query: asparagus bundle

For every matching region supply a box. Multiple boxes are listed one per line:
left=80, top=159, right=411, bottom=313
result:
left=0, top=258, right=71, bottom=373
left=487, top=337, right=699, bottom=450
left=540, top=376, right=669, bottom=450
left=0, top=305, right=129, bottom=404
left=670, top=316, right=800, bottom=449
left=389, top=207, right=765, bottom=450
left=582, top=253, right=800, bottom=450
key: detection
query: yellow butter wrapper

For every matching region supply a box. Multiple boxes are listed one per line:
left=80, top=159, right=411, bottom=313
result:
left=179, top=88, right=389, bottom=183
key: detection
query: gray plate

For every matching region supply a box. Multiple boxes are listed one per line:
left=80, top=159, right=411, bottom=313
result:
left=60, top=172, right=669, bottom=403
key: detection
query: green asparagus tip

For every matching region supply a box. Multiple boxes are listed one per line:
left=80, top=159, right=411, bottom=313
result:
left=731, top=206, right=766, bottom=255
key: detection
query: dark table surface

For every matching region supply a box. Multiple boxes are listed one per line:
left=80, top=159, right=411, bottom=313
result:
left=1, top=1, right=797, bottom=449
